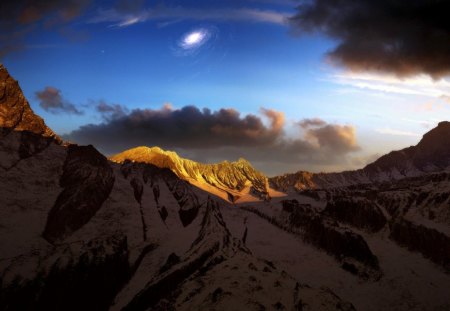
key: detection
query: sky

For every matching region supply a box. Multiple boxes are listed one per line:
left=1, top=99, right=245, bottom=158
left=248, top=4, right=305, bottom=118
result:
left=1, top=0, right=450, bottom=176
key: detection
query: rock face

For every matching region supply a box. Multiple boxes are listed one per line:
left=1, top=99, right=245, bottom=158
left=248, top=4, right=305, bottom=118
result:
left=270, top=122, right=450, bottom=191
left=42, top=144, right=115, bottom=243
left=0, top=64, right=61, bottom=142
left=111, top=146, right=270, bottom=202
left=324, top=197, right=387, bottom=233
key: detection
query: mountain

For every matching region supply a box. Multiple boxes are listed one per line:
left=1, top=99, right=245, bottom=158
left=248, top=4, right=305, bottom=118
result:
left=1, top=65, right=450, bottom=310
left=270, top=122, right=450, bottom=192
left=110, top=146, right=271, bottom=203
left=0, top=64, right=60, bottom=142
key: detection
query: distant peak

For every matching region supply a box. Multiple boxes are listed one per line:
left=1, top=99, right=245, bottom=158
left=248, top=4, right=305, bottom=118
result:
left=110, top=145, right=183, bottom=164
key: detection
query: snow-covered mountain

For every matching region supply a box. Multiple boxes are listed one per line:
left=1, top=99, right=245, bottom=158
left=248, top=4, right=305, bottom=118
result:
left=1, top=65, right=449, bottom=310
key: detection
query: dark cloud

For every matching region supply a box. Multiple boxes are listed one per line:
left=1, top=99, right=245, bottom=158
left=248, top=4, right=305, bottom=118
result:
left=95, top=101, right=128, bottom=121
left=64, top=104, right=360, bottom=174
left=66, top=104, right=282, bottom=150
left=35, top=86, right=83, bottom=115
left=0, top=0, right=91, bottom=58
left=290, top=0, right=450, bottom=78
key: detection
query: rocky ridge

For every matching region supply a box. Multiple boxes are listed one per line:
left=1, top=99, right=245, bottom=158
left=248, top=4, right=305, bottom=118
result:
left=110, top=146, right=270, bottom=202
left=0, top=64, right=60, bottom=142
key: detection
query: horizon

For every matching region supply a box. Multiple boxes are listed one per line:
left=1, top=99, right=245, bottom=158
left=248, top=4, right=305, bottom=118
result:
left=106, top=121, right=436, bottom=178
left=2, top=0, right=450, bottom=175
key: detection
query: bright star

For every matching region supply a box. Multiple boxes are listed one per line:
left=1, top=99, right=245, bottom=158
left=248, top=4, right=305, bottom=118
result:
left=173, top=27, right=217, bottom=57
left=180, top=29, right=210, bottom=50
left=184, top=31, right=205, bottom=46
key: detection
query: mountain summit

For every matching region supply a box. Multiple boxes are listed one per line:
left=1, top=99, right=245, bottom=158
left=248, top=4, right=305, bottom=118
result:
left=0, top=64, right=61, bottom=142
left=110, top=146, right=270, bottom=202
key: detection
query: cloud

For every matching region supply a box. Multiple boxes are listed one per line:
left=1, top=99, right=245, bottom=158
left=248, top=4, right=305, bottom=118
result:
left=67, top=104, right=282, bottom=149
left=95, top=100, right=128, bottom=121
left=331, top=71, right=450, bottom=98
left=260, top=108, right=285, bottom=133
left=290, top=0, right=450, bottom=78
left=35, top=86, right=83, bottom=115
left=0, top=0, right=91, bottom=58
left=299, top=118, right=326, bottom=128
left=375, top=127, right=420, bottom=137
left=64, top=104, right=360, bottom=174
left=304, top=123, right=360, bottom=154
left=89, top=6, right=290, bottom=28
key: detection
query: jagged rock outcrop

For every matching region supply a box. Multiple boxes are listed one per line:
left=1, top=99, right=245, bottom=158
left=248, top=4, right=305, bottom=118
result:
left=324, top=197, right=387, bottom=233
left=110, top=146, right=270, bottom=202
left=0, top=64, right=61, bottom=142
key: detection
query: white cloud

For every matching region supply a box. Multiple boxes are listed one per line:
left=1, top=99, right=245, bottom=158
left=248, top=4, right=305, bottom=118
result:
left=89, top=7, right=290, bottom=28
left=331, top=71, right=450, bottom=98
left=375, top=127, right=420, bottom=137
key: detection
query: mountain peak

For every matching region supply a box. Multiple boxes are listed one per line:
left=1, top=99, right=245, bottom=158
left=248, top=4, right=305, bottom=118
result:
left=236, top=157, right=251, bottom=165
left=110, top=146, right=270, bottom=202
left=0, top=64, right=61, bottom=143
left=437, top=121, right=450, bottom=128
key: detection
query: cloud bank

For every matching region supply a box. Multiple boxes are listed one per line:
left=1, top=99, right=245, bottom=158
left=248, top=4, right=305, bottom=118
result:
left=65, top=103, right=360, bottom=174
left=290, top=0, right=450, bottom=78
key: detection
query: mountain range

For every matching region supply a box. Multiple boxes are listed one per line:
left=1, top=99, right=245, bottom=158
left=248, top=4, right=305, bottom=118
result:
left=1, top=64, right=449, bottom=311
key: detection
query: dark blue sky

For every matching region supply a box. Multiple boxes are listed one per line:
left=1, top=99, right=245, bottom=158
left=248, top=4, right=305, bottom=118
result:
left=2, top=0, right=449, bottom=174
